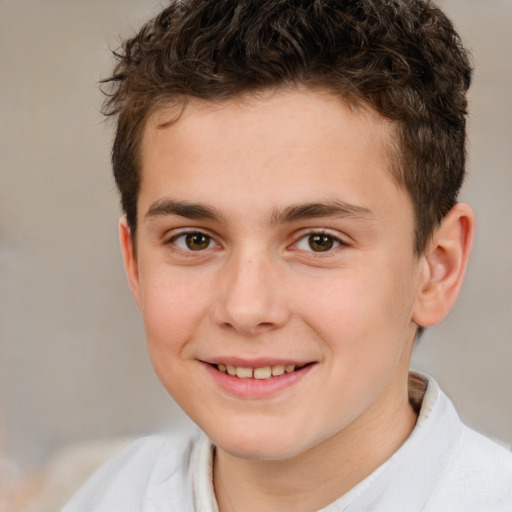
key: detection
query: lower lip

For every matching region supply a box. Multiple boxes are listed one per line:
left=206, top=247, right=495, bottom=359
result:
left=203, top=363, right=314, bottom=399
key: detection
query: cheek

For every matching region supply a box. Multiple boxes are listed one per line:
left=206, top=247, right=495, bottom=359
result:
left=298, top=274, right=381, bottom=339
left=140, top=271, right=208, bottom=354
left=299, top=265, right=414, bottom=356
left=140, top=277, right=204, bottom=401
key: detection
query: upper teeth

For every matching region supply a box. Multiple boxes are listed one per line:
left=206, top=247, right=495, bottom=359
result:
left=217, top=364, right=297, bottom=379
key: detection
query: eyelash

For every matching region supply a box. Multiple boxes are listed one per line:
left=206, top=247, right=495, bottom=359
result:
left=167, top=230, right=220, bottom=254
left=291, top=230, right=347, bottom=255
left=165, top=229, right=347, bottom=256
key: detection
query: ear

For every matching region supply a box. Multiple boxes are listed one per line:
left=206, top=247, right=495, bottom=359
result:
left=119, top=216, right=142, bottom=310
left=412, top=203, right=475, bottom=327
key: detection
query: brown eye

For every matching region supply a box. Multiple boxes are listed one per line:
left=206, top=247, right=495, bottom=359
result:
left=294, top=232, right=343, bottom=253
left=172, top=232, right=215, bottom=251
left=185, top=233, right=211, bottom=250
left=308, top=234, right=335, bottom=252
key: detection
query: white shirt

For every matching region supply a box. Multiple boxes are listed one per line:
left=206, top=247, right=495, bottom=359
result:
left=62, top=373, right=512, bottom=511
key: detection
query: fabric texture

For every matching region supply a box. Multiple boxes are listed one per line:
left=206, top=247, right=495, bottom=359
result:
left=62, top=373, right=512, bottom=512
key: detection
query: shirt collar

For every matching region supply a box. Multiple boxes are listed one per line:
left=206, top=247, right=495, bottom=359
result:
left=319, top=372, right=463, bottom=511
left=192, top=429, right=219, bottom=512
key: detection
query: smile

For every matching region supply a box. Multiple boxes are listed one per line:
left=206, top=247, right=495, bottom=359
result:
left=204, top=360, right=315, bottom=398
left=216, top=363, right=304, bottom=380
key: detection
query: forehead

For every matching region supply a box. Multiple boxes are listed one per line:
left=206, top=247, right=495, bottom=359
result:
left=138, top=88, right=408, bottom=222
left=145, top=88, right=394, bottom=153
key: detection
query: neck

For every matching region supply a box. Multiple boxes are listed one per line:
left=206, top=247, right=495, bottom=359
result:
left=214, top=374, right=418, bottom=512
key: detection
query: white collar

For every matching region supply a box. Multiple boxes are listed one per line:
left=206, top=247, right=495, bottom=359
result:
left=192, top=427, right=218, bottom=512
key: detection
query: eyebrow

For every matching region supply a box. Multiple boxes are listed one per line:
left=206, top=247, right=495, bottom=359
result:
left=145, top=198, right=373, bottom=225
left=269, top=200, right=374, bottom=224
left=145, top=199, right=225, bottom=222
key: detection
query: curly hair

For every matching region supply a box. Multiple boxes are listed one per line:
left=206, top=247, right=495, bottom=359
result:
left=102, top=0, right=472, bottom=254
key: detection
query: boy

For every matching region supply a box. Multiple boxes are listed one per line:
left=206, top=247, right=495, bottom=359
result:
left=64, top=0, right=512, bottom=510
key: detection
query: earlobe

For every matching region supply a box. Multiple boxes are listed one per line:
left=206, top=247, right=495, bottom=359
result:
left=119, top=217, right=143, bottom=309
left=412, top=203, right=475, bottom=327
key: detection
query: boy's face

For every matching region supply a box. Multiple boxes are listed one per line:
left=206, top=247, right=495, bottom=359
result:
left=123, top=89, right=426, bottom=461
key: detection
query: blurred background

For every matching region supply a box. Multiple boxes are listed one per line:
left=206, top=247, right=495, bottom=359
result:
left=0, top=0, right=511, bottom=510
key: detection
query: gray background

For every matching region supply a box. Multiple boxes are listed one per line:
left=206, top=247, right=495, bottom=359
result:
left=1, top=0, right=511, bottom=475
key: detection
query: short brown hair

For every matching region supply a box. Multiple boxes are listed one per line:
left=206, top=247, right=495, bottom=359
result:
left=102, top=0, right=472, bottom=254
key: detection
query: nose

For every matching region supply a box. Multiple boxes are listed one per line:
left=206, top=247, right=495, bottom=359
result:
left=210, top=250, right=291, bottom=335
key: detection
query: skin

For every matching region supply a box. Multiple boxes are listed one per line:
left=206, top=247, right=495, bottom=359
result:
left=120, top=88, right=474, bottom=511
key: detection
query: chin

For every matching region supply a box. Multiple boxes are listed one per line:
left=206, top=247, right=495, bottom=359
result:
left=207, top=421, right=313, bottom=462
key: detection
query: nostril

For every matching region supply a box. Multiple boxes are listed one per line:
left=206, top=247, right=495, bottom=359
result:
left=220, top=320, right=276, bottom=334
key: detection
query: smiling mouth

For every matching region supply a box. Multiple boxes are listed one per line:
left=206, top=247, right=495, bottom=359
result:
left=214, top=363, right=309, bottom=380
